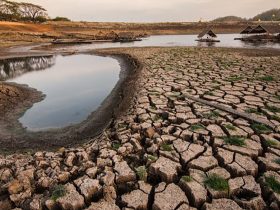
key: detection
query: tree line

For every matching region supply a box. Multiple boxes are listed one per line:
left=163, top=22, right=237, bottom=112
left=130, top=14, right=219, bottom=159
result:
left=0, top=0, right=48, bottom=22
left=0, top=0, right=70, bottom=22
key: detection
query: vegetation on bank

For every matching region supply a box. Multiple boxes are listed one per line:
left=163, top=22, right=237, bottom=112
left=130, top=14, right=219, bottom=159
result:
left=0, top=0, right=70, bottom=23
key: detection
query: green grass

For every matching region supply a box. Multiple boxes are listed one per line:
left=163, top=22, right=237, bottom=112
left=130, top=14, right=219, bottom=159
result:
left=245, top=108, right=262, bottom=115
left=212, top=80, right=221, bottom=84
left=112, top=142, right=121, bottom=151
left=204, top=174, right=229, bottom=191
left=205, top=91, right=214, bottom=96
left=181, top=176, right=192, bottom=182
left=203, top=111, right=220, bottom=119
left=161, top=143, right=173, bottom=151
left=222, top=136, right=246, bottom=146
left=136, top=166, right=147, bottom=182
left=271, top=115, right=280, bottom=122
left=224, top=124, right=236, bottom=131
left=190, top=124, right=205, bottom=131
left=265, top=105, right=280, bottom=113
left=265, top=176, right=280, bottom=193
left=251, top=123, right=272, bottom=134
left=259, top=76, right=275, bottom=82
left=212, top=85, right=220, bottom=90
left=254, top=67, right=263, bottom=72
left=51, top=185, right=66, bottom=201
left=265, top=139, right=278, bottom=147
left=226, top=76, right=243, bottom=82
left=147, top=155, right=158, bottom=162
left=274, top=95, right=280, bottom=101
left=153, top=114, right=163, bottom=121
left=273, top=158, right=280, bottom=165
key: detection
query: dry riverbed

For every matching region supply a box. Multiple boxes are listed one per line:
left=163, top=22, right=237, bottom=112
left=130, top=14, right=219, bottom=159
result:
left=0, top=47, right=280, bottom=210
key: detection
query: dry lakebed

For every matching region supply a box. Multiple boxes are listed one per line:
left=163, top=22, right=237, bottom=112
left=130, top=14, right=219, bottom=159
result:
left=0, top=46, right=280, bottom=210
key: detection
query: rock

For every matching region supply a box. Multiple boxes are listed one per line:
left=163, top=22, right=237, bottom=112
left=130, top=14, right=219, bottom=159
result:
left=114, top=161, right=136, bottom=184
left=30, top=195, right=43, bottom=210
left=56, top=183, right=85, bottom=210
left=86, top=200, right=120, bottom=210
left=203, top=199, right=242, bottom=210
left=58, top=172, right=70, bottom=182
left=122, top=189, right=149, bottom=209
left=149, top=156, right=181, bottom=183
left=207, top=167, right=231, bottom=180
left=180, top=177, right=207, bottom=208
left=258, top=153, right=280, bottom=171
left=177, top=203, right=197, bottom=210
left=8, top=180, right=23, bottom=195
left=153, top=183, right=189, bottom=210
left=145, top=127, right=156, bottom=138
left=0, top=168, right=12, bottom=182
left=229, top=176, right=261, bottom=196
left=173, top=139, right=205, bottom=164
left=45, top=199, right=57, bottom=210
left=188, top=156, right=218, bottom=172
left=64, top=152, right=76, bottom=167
left=74, top=176, right=101, bottom=201
left=206, top=124, right=226, bottom=137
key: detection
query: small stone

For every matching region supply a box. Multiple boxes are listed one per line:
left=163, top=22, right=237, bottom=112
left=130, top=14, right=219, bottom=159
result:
left=57, top=183, right=85, bottom=210
left=149, top=156, right=181, bottom=183
left=153, top=183, right=189, bottom=210
left=114, top=161, right=136, bottom=184
left=74, top=176, right=101, bottom=201
left=203, top=199, right=242, bottom=210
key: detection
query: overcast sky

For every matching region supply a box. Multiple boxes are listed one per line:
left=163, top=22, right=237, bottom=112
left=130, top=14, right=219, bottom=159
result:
left=15, top=0, right=279, bottom=22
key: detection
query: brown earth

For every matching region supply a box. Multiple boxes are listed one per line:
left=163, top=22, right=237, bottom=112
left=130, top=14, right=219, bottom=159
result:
left=0, top=20, right=280, bottom=47
left=0, top=46, right=280, bottom=210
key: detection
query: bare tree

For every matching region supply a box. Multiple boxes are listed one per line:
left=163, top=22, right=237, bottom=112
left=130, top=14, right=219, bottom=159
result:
left=18, top=2, right=47, bottom=22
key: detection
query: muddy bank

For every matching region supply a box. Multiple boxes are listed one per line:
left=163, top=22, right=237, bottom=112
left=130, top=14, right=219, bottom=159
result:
left=0, top=51, right=141, bottom=152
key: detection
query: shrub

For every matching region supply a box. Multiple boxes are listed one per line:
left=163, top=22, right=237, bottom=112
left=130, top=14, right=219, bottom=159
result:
left=204, top=174, right=229, bottom=191
left=51, top=185, right=66, bottom=201
left=222, top=136, right=246, bottom=146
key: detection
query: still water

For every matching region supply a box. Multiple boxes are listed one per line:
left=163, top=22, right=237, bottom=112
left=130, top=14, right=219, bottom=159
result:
left=50, top=34, right=280, bottom=51
left=4, top=54, right=120, bottom=131
left=3, top=34, right=280, bottom=131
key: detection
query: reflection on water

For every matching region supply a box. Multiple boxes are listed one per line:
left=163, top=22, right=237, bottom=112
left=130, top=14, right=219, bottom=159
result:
left=0, top=56, right=55, bottom=81
left=7, top=54, right=120, bottom=131
left=50, top=34, right=280, bottom=52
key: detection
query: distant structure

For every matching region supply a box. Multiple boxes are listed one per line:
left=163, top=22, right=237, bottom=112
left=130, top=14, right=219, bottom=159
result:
left=196, top=29, right=220, bottom=42
left=248, top=25, right=269, bottom=35
left=240, top=26, right=253, bottom=35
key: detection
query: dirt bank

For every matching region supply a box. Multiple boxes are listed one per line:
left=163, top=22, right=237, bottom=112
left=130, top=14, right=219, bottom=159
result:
left=1, top=20, right=280, bottom=47
left=0, top=51, right=141, bottom=152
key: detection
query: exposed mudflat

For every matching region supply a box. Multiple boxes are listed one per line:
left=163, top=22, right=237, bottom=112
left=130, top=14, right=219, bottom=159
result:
left=0, top=51, right=140, bottom=152
left=0, top=47, right=280, bottom=210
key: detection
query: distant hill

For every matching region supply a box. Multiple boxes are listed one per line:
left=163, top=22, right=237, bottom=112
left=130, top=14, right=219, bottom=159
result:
left=212, top=16, right=245, bottom=22
left=212, top=9, right=280, bottom=22
left=251, top=9, right=280, bottom=21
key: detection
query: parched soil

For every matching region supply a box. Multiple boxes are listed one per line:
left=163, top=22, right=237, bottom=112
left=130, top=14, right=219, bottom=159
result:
left=0, top=47, right=280, bottom=209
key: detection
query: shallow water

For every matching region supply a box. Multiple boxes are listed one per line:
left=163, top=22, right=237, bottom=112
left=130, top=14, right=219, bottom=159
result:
left=3, top=34, right=280, bottom=131
left=50, top=34, right=280, bottom=52
left=6, top=54, right=120, bottom=131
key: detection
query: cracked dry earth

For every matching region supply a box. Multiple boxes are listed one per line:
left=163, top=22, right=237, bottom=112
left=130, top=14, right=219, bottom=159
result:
left=1, top=47, right=280, bottom=210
